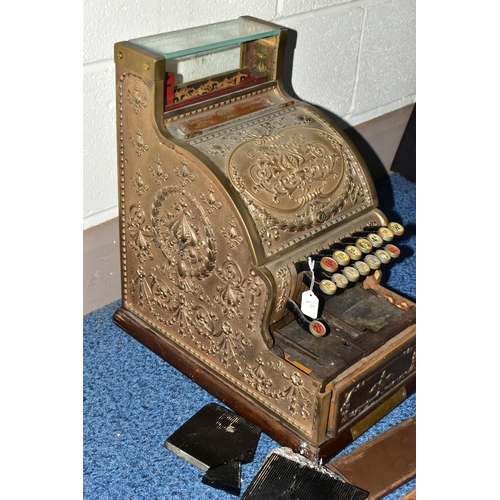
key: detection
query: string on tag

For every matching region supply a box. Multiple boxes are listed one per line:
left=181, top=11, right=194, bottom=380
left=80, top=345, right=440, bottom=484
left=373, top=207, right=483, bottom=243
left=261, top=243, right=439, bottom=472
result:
left=308, top=256, right=315, bottom=291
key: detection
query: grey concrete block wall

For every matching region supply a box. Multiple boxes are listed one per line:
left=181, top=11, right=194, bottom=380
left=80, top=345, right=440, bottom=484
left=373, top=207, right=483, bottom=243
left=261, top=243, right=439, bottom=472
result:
left=83, top=1, right=278, bottom=64
left=83, top=0, right=415, bottom=230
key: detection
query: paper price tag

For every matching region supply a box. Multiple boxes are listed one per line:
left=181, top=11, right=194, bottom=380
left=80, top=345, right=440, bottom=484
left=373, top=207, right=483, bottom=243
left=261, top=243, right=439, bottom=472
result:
left=301, top=290, right=319, bottom=319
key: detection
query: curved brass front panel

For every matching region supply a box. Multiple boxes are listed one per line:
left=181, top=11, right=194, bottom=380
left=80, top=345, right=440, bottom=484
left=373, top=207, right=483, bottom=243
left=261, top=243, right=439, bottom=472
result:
left=228, top=126, right=345, bottom=212
left=184, top=93, right=376, bottom=258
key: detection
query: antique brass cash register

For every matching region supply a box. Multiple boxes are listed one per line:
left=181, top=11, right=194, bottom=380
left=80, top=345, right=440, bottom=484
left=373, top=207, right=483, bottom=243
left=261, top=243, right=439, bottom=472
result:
left=113, top=17, right=416, bottom=461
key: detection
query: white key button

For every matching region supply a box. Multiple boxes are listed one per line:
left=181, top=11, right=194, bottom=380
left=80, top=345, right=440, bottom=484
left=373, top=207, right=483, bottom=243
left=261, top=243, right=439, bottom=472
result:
left=309, top=320, right=327, bottom=337
left=378, top=227, right=394, bottom=242
left=388, top=222, right=405, bottom=236
left=355, top=238, right=373, bottom=254
left=375, top=249, right=391, bottom=264
left=333, top=250, right=350, bottom=266
left=353, top=260, right=371, bottom=276
left=342, top=266, right=360, bottom=282
left=367, top=233, right=384, bottom=248
left=319, top=279, right=337, bottom=295
left=364, top=254, right=382, bottom=269
left=384, top=244, right=401, bottom=258
left=320, top=256, right=339, bottom=273
left=345, top=245, right=362, bottom=261
left=332, top=273, right=349, bottom=289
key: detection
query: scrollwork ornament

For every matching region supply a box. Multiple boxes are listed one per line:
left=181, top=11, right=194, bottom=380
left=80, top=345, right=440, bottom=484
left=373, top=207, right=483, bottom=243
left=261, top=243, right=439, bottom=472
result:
left=281, top=371, right=313, bottom=419
left=211, top=321, right=252, bottom=367
left=258, top=224, right=280, bottom=247
left=275, top=267, right=291, bottom=313
left=127, top=202, right=154, bottom=262
left=241, top=355, right=312, bottom=419
left=227, top=126, right=368, bottom=247
left=130, top=265, right=151, bottom=308
left=192, top=306, right=217, bottom=338
left=292, top=115, right=313, bottom=127
left=149, top=275, right=174, bottom=310
left=169, top=293, right=195, bottom=336
left=241, top=356, right=273, bottom=393
left=235, top=129, right=339, bottom=207
left=150, top=187, right=217, bottom=296
left=214, top=256, right=246, bottom=319
left=243, top=159, right=358, bottom=236
left=206, top=143, right=231, bottom=157
left=339, top=346, right=416, bottom=424
left=247, top=119, right=284, bottom=139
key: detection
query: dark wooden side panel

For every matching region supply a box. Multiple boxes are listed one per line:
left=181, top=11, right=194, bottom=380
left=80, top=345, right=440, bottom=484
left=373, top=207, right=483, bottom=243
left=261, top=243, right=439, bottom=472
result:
left=327, top=417, right=416, bottom=499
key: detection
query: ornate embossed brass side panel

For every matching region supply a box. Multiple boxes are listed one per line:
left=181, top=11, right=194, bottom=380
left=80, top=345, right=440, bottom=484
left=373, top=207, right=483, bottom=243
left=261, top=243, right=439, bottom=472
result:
left=117, top=71, right=324, bottom=441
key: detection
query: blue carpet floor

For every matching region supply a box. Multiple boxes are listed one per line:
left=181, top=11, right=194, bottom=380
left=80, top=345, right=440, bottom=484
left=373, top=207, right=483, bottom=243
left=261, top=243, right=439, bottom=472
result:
left=83, top=172, right=416, bottom=499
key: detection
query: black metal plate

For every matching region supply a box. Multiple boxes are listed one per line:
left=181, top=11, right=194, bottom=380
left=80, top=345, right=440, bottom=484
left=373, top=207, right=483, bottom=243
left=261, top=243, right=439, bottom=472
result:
left=241, top=450, right=368, bottom=500
left=164, top=403, right=262, bottom=472
left=202, top=461, right=242, bottom=496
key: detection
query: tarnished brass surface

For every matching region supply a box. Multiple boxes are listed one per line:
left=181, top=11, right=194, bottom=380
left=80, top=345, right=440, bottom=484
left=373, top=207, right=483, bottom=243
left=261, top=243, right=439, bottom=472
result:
left=173, top=95, right=275, bottom=134
left=114, top=18, right=415, bottom=451
left=182, top=90, right=376, bottom=259
left=114, top=41, right=166, bottom=81
left=117, top=70, right=326, bottom=440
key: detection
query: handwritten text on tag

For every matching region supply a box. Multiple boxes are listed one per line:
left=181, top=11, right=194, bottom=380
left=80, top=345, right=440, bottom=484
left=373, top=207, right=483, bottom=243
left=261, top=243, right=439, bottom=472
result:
left=301, top=290, right=319, bottom=319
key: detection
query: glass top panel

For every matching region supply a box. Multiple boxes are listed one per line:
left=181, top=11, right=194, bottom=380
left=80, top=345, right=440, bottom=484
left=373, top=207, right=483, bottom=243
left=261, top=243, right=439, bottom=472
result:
left=129, top=18, right=280, bottom=59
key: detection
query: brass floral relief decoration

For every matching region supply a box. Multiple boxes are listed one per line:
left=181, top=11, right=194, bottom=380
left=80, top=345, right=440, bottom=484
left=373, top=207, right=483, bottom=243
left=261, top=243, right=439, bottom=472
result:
left=126, top=80, right=149, bottom=114
left=148, top=154, right=169, bottom=185
left=241, top=356, right=312, bottom=419
left=119, top=73, right=319, bottom=434
left=221, top=219, right=244, bottom=248
left=130, top=125, right=149, bottom=157
left=200, top=184, right=222, bottom=214
left=130, top=167, right=149, bottom=196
